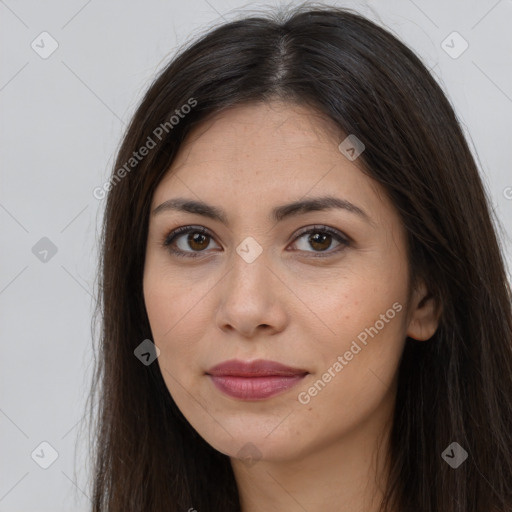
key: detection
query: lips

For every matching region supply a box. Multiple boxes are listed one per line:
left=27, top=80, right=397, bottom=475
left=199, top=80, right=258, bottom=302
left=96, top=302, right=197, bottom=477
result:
left=206, top=359, right=308, bottom=400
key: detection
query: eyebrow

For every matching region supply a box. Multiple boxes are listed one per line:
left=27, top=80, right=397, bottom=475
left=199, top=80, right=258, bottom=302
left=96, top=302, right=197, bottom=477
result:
left=152, top=195, right=373, bottom=226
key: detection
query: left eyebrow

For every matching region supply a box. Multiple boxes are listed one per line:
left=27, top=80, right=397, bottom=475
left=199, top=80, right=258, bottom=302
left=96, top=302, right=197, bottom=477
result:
left=151, top=195, right=375, bottom=227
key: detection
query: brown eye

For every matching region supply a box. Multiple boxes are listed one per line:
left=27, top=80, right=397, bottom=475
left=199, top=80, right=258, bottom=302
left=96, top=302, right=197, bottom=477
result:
left=163, top=226, right=219, bottom=258
left=187, top=232, right=210, bottom=251
left=290, top=225, right=350, bottom=257
left=308, top=232, right=332, bottom=252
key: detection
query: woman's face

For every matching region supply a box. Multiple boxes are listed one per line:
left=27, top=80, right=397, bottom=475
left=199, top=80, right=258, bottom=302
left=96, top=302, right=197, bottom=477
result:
left=143, top=100, right=439, bottom=464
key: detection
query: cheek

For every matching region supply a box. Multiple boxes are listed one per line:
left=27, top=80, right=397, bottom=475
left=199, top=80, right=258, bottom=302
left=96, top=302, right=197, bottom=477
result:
left=294, top=270, right=408, bottom=409
left=294, top=263, right=407, bottom=345
left=295, top=314, right=405, bottom=444
left=143, top=275, right=197, bottom=390
left=143, top=264, right=208, bottom=342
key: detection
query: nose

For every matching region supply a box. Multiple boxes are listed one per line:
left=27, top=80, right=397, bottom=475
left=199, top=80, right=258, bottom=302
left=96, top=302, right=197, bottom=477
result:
left=215, top=251, right=288, bottom=338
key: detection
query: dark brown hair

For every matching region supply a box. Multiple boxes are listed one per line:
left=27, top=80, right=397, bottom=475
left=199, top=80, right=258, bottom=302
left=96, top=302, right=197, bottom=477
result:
left=88, top=3, right=512, bottom=511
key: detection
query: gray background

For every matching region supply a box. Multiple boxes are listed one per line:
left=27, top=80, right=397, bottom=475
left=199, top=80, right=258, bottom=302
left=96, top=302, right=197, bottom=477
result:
left=1, top=0, right=511, bottom=510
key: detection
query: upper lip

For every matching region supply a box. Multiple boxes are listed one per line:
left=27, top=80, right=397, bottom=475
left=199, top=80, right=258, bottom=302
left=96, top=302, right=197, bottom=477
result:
left=206, top=359, right=309, bottom=377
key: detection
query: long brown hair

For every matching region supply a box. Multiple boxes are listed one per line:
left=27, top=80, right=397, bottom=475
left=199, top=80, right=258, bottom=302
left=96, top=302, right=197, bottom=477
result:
left=88, top=3, right=512, bottom=510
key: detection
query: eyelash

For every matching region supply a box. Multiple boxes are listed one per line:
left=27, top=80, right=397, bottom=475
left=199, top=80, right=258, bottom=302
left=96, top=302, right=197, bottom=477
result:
left=161, top=225, right=351, bottom=259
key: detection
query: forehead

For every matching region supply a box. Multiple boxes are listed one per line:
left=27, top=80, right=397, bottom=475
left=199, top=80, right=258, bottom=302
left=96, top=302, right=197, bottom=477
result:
left=150, top=100, right=393, bottom=228
left=176, top=101, right=343, bottom=172
left=156, top=101, right=359, bottom=187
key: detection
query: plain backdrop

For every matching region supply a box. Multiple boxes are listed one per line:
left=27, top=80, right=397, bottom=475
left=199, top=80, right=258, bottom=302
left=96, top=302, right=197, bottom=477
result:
left=1, top=0, right=511, bottom=510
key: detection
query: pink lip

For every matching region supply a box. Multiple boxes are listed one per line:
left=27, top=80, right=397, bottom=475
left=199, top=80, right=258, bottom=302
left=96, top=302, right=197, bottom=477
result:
left=206, top=359, right=308, bottom=400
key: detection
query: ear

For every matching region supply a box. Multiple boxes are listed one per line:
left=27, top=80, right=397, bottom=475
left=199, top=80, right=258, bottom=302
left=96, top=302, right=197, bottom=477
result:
left=406, top=278, right=442, bottom=341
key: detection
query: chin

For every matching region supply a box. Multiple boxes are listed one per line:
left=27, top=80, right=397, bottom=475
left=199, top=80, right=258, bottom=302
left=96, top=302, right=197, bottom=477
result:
left=193, top=423, right=309, bottom=464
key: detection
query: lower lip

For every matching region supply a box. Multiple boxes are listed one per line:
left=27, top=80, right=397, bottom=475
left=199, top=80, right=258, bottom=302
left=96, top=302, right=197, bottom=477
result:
left=208, top=374, right=307, bottom=400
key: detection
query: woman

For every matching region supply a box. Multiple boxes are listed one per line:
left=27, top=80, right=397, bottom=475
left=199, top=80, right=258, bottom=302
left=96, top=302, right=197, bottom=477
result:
left=89, top=3, right=512, bottom=511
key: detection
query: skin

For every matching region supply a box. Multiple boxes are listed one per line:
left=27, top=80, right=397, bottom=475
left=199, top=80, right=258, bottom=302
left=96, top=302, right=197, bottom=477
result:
left=143, top=100, right=441, bottom=512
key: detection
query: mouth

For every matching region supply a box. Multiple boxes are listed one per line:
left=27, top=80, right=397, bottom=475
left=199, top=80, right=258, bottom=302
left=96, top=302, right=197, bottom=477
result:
left=206, top=359, right=309, bottom=401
